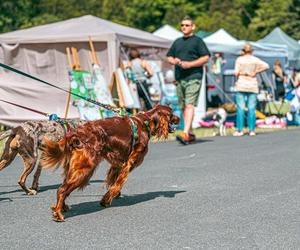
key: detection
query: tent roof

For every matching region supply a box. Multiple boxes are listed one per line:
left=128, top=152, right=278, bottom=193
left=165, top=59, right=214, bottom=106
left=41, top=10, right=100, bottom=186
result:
left=196, top=30, right=212, bottom=39
left=259, top=27, right=300, bottom=61
left=207, top=40, right=288, bottom=58
left=0, top=15, right=171, bottom=48
left=204, top=28, right=238, bottom=44
left=153, top=24, right=182, bottom=41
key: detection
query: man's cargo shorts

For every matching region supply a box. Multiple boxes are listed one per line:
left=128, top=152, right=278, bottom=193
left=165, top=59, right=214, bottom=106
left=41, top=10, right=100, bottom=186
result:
left=176, top=79, right=202, bottom=110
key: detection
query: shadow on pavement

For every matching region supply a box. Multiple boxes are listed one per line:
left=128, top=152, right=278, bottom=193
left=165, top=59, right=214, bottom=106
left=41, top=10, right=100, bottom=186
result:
left=65, top=190, right=186, bottom=219
left=38, top=180, right=104, bottom=193
left=0, top=180, right=104, bottom=197
left=176, top=138, right=213, bottom=146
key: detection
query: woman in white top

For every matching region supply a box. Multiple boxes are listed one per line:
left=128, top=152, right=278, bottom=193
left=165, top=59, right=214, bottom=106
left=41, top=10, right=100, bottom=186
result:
left=233, top=43, right=269, bottom=136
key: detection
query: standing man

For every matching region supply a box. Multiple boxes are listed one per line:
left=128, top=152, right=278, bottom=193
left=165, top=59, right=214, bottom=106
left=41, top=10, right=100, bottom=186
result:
left=167, top=16, right=210, bottom=145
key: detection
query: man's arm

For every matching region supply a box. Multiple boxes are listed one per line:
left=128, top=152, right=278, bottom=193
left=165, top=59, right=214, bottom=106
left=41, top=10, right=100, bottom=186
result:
left=167, top=56, right=182, bottom=66
left=179, top=55, right=210, bottom=69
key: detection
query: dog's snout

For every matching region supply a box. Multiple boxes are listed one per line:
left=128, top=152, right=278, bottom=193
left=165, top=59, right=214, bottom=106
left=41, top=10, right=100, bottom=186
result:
left=171, top=115, right=180, bottom=125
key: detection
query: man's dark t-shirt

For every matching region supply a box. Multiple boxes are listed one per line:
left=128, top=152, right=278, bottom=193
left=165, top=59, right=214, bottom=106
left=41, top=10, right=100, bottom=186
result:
left=167, top=35, right=210, bottom=81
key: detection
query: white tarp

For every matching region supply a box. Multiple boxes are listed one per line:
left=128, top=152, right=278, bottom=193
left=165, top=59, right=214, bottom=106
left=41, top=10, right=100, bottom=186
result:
left=202, top=28, right=288, bottom=58
left=259, top=27, right=300, bottom=66
left=204, top=28, right=238, bottom=44
left=153, top=25, right=182, bottom=41
left=0, top=15, right=171, bottom=126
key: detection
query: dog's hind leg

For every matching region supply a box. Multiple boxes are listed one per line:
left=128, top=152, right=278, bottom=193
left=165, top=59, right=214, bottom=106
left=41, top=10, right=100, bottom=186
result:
left=18, top=154, right=38, bottom=195
left=52, top=156, right=98, bottom=222
left=0, top=135, right=19, bottom=171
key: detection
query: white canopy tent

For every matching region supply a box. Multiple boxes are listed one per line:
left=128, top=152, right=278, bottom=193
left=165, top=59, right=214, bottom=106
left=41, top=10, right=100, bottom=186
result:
left=153, top=24, right=182, bottom=41
left=204, top=28, right=288, bottom=58
left=204, top=28, right=238, bottom=44
left=0, top=15, right=171, bottom=126
left=259, top=27, right=300, bottom=67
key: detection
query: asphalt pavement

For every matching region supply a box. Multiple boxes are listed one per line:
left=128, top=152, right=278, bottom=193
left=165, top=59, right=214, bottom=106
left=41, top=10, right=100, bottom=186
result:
left=0, top=129, right=300, bottom=249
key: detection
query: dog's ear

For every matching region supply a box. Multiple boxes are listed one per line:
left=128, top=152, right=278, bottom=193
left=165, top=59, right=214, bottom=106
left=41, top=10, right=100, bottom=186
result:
left=149, top=112, right=160, bottom=136
left=171, top=113, right=180, bottom=125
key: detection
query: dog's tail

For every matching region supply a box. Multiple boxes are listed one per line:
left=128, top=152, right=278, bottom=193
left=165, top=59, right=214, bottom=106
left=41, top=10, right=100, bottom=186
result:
left=0, top=129, right=12, bottom=141
left=40, top=137, right=70, bottom=170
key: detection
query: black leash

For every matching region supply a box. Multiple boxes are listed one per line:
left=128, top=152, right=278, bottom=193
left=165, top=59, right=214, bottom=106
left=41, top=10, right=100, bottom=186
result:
left=0, top=99, right=72, bottom=133
left=0, top=99, right=50, bottom=118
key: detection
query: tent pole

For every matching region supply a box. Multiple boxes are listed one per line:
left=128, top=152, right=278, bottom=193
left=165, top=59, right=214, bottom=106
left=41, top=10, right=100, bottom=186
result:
left=64, top=47, right=73, bottom=119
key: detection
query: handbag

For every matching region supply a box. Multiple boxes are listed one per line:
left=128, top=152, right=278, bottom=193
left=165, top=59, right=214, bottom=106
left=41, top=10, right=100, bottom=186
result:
left=221, top=102, right=237, bottom=113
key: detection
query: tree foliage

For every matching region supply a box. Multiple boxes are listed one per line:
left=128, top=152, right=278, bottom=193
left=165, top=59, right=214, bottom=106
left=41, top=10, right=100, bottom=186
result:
left=0, top=0, right=299, bottom=40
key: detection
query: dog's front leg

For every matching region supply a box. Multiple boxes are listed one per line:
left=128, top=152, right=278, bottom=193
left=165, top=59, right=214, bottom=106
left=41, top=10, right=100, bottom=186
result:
left=31, top=163, right=42, bottom=192
left=100, top=162, right=131, bottom=207
left=100, top=149, right=143, bottom=207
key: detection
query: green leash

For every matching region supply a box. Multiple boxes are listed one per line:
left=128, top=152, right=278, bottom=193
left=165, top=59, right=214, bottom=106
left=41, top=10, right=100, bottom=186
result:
left=0, top=62, right=130, bottom=117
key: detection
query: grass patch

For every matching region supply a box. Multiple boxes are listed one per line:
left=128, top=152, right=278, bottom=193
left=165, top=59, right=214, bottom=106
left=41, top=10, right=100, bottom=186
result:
left=167, top=126, right=299, bottom=141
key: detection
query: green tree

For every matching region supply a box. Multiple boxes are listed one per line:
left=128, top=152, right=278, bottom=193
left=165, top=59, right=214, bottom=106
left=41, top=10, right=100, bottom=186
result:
left=1, top=0, right=300, bottom=41
left=194, top=0, right=259, bottom=39
left=0, top=0, right=38, bottom=32
left=249, top=0, right=294, bottom=40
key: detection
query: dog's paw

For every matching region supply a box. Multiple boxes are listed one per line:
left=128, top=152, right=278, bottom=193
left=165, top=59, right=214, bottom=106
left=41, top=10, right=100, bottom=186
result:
left=51, top=205, right=56, bottom=212
left=100, top=194, right=113, bottom=207
left=52, top=211, right=65, bottom=222
left=27, top=189, right=38, bottom=195
left=115, top=192, right=121, bottom=199
left=30, top=185, right=39, bottom=192
left=62, top=203, right=70, bottom=212
left=100, top=199, right=110, bottom=208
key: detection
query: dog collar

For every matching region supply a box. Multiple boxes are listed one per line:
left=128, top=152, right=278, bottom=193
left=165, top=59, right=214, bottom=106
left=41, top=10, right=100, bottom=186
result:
left=144, top=120, right=151, bottom=137
left=128, top=118, right=138, bottom=148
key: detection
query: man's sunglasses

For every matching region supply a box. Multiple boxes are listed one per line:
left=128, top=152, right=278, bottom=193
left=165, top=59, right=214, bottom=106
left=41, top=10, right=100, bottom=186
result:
left=181, top=24, right=192, bottom=27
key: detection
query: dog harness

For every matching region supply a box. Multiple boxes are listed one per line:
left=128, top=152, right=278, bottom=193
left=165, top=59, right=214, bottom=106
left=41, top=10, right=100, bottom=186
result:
left=129, top=118, right=139, bottom=148
left=128, top=117, right=151, bottom=148
left=49, top=113, right=71, bottom=135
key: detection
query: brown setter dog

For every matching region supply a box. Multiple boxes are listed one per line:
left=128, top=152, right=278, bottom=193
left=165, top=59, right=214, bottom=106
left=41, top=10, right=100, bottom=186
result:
left=40, top=105, right=179, bottom=222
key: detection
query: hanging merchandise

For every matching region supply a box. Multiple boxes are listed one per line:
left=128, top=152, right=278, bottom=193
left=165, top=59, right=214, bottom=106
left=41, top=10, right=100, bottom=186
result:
left=92, top=64, right=115, bottom=106
left=115, top=68, right=135, bottom=108
left=124, top=67, right=141, bottom=109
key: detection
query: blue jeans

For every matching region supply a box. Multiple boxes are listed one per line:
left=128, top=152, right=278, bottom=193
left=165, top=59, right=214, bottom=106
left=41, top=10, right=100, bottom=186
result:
left=235, top=92, right=257, bottom=131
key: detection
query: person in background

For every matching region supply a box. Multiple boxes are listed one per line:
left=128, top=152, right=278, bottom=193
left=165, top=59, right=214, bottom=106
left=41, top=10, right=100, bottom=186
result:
left=272, top=60, right=287, bottom=100
left=167, top=16, right=210, bottom=145
left=291, top=68, right=300, bottom=88
left=233, top=43, right=269, bottom=136
left=128, top=48, right=154, bottom=110
left=211, top=53, right=223, bottom=75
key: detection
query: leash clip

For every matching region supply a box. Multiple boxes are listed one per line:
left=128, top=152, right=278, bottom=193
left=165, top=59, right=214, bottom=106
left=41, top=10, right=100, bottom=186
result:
left=48, top=113, right=59, bottom=121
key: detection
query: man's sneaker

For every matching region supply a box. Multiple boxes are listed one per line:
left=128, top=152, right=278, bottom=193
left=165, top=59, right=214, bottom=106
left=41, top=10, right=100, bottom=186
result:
left=188, top=132, right=196, bottom=142
left=176, top=132, right=194, bottom=145
left=233, top=130, right=244, bottom=137
left=249, top=131, right=256, bottom=136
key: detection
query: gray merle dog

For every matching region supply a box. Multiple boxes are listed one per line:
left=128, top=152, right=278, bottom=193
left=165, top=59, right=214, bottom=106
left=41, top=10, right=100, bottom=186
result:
left=0, top=119, right=84, bottom=195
